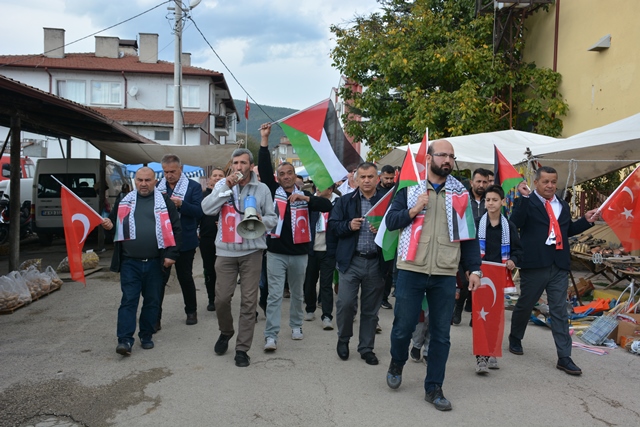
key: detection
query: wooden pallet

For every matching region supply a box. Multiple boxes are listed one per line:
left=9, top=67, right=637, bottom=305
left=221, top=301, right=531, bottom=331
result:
left=0, top=301, right=25, bottom=315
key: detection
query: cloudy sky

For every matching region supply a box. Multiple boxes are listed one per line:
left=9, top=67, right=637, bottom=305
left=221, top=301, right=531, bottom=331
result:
left=1, top=0, right=381, bottom=110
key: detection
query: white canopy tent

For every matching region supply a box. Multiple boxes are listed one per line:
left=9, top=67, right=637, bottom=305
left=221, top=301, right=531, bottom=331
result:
left=377, top=112, right=640, bottom=190
left=376, top=129, right=556, bottom=172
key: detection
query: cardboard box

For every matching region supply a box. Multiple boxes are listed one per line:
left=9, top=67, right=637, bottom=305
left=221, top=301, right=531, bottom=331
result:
left=608, top=313, right=640, bottom=345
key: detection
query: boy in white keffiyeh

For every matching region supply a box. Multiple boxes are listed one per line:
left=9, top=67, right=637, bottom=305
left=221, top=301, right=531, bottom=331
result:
left=473, top=184, right=522, bottom=374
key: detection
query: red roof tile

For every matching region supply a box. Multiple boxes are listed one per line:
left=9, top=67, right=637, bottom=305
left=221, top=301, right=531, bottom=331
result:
left=94, top=108, right=209, bottom=126
left=0, top=53, right=221, bottom=77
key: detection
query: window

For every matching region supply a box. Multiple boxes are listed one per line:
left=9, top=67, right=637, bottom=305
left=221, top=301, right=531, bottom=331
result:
left=57, top=80, right=86, bottom=104
left=91, top=81, right=121, bottom=105
left=166, top=85, right=200, bottom=108
left=292, top=147, right=297, bottom=154
left=155, top=130, right=170, bottom=141
left=279, top=146, right=287, bottom=155
left=37, top=174, right=96, bottom=199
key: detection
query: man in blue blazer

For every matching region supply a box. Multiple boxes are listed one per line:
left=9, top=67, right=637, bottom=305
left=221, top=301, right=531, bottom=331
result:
left=508, top=166, right=599, bottom=375
left=157, top=154, right=204, bottom=327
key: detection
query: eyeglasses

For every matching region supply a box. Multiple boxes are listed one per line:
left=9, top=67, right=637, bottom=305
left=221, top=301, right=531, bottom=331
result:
left=432, top=153, right=456, bottom=160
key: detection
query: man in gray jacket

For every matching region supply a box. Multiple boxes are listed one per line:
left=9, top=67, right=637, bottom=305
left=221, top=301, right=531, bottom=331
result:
left=201, top=148, right=277, bottom=367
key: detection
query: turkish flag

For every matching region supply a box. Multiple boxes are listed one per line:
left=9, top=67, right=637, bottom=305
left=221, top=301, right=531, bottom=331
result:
left=472, top=261, right=507, bottom=357
left=61, top=185, right=103, bottom=285
left=405, top=213, right=424, bottom=261
left=244, top=97, right=250, bottom=120
left=293, top=208, right=311, bottom=244
left=220, top=203, right=242, bottom=243
left=600, top=165, right=640, bottom=251
left=415, top=130, right=429, bottom=180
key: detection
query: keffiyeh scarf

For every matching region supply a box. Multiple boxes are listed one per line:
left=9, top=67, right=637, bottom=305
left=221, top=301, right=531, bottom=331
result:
left=114, top=190, right=176, bottom=249
left=477, top=212, right=511, bottom=262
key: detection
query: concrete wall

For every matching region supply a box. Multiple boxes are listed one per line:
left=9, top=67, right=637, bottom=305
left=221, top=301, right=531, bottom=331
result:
left=523, top=0, right=640, bottom=136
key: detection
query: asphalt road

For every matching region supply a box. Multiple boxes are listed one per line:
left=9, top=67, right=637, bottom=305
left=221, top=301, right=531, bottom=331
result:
left=1, top=240, right=639, bottom=426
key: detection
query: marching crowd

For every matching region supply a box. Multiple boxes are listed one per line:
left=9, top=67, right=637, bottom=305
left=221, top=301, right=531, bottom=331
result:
left=100, top=124, right=600, bottom=412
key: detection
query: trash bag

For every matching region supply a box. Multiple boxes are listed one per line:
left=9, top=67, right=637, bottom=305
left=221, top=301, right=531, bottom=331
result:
left=43, top=266, right=64, bottom=290
left=19, top=258, right=42, bottom=271
left=21, top=265, right=52, bottom=298
left=2, top=271, right=32, bottom=306
left=57, top=251, right=100, bottom=273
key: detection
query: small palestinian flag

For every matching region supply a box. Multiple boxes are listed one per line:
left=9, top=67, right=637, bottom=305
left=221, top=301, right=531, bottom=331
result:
left=366, top=189, right=393, bottom=230
left=494, top=145, right=522, bottom=195
left=397, top=145, right=420, bottom=193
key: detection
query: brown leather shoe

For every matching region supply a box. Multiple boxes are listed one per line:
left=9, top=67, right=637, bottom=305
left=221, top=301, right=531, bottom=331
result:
left=186, top=312, right=198, bottom=325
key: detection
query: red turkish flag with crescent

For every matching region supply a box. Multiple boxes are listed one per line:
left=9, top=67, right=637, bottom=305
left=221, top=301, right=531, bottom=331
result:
left=220, top=203, right=243, bottom=243
left=292, top=207, right=311, bottom=244
left=61, top=185, right=104, bottom=285
left=244, top=97, right=250, bottom=120
left=600, top=165, right=640, bottom=251
left=472, top=261, right=507, bottom=357
left=405, top=213, right=424, bottom=261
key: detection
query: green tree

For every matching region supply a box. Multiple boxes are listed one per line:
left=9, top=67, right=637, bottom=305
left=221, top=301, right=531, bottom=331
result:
left=330, top=0, right=568, bottom=160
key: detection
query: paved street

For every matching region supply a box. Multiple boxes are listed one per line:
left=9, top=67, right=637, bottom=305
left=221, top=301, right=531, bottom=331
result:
left=1, top=240, right=639, bottom=426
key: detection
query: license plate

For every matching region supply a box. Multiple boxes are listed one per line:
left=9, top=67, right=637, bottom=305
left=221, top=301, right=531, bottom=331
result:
left=41, top=210, right=62, bottom=216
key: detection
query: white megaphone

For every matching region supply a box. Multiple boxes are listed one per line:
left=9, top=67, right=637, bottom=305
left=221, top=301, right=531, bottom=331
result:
left=237, top=195, right=266, bottom=239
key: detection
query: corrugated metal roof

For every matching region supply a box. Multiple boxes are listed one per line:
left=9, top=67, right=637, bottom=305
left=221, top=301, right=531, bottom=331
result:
left=94, top=108, right=210, bottom=126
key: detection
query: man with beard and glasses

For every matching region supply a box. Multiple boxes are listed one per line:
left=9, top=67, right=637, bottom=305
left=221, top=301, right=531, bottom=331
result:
left=384, top=139, right=481, bottom=412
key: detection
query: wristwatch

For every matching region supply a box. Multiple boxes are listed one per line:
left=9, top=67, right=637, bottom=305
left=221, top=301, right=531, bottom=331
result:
left=470, top=270, right=483, bottom=278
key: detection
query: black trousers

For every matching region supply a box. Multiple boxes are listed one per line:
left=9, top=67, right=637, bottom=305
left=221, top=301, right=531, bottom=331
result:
left=199, top=237, right=217, bottom=304
left=159, top=248, right=198, bottom=318
left=303, top=251, right=336, bottom=320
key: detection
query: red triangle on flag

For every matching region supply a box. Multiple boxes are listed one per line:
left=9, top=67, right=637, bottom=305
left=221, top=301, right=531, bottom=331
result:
left=416, top=131, right=428, bottom=180
left=282, top=99, right=330, bottom=142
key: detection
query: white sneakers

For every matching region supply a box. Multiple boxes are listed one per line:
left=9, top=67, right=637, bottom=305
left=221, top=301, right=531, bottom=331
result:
left=488, top=356, right=499, bottom=369
left=291, top=327, right=304, bottom=340
left=322, top=317, right=333, bottom=330
left=304, top=312, right=315, bottom=321
left=476, top=356, right=489, bottom=374
left=264, top=337, right=277, bottom=351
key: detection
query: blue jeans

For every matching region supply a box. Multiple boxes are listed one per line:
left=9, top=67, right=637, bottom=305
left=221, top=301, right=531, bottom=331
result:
left=264, top=252, right=308, bottom=340
left=118, top=257, right=163, bottom=345
left=390, top=270, right=456, bottom=393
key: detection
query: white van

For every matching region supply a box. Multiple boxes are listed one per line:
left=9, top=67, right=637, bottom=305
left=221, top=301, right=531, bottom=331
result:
left=0, top=178, right=34, bottom=205
left=32, top=159, right=131, bottom=245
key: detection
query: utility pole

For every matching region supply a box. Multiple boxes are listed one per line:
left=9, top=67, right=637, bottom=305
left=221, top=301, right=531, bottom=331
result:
left=173, top=0, right=183, bottom=145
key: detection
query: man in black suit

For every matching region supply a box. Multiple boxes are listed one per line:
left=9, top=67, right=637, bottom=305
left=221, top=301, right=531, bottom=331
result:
left=508, top=166, right=599, bottom=375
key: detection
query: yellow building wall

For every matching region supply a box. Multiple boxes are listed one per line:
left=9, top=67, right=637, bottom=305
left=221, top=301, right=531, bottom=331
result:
left=523, top=0, right=640, bottom=136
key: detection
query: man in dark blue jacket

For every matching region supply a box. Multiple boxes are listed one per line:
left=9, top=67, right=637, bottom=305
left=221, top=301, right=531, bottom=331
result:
left=508, top=167, right=599, bottom=375
left=157, top=154, right=203, bottom=327
left=329, top=162, right=387, bottom=366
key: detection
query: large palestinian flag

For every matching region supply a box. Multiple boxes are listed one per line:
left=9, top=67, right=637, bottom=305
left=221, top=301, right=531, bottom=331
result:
left=279, top=99, right=363, bottom=190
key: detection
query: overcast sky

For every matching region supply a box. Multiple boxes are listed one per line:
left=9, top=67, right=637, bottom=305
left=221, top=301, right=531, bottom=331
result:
left=1, top=0, right=380, bottom=110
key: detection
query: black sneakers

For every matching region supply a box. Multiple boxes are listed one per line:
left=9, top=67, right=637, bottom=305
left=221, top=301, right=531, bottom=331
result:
left=386, top=361, right=403, bottom=389
left=116, top=342, right=132, bottom=356
left=508, top=334, right=524, bottom=355
left=214, top=333, right=233, bottom=355
left=425, top=385, right=452, bottom=411
left=557, top=357, right=582, bottom=375
left=234, top=351, right=250, bottom=367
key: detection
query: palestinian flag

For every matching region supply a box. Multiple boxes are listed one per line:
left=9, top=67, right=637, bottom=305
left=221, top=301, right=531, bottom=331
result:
left=366, top=189, right=393, bottom=229
left=397, top=145, right=420, bottom=193
left=279, top=99, right=363, bottom=191
left=374, top=211, right=400, bottom=261
left=494, top=145, right=522, bottom=194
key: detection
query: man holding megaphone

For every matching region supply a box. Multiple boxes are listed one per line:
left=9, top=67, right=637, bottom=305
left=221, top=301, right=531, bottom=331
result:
left=202, top=148, right=277, bottom=368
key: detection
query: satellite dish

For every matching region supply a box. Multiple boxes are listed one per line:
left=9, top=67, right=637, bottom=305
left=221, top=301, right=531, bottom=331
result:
left=128, top=86, right=139, bottom=97
left=189, top=0, right=202, bottom=9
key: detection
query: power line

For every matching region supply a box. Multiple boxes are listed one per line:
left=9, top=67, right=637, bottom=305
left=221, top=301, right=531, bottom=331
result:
left=0, top=0, right=173, bottom=69
left=187, top=16, right=278, bottom=124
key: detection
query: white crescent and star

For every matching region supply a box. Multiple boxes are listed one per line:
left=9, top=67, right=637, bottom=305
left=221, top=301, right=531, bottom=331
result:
left=477, top=277, right=498, bottom=323
left=413, top=225, right=423, bottom=240
left=225, top=211, right=236, bottom=232
left=622, top=186, right=634, bottom=202
left=296, top=216, right=308, bottom=233
left=71, top=213, right=90, bottom=244
left=164, top=219, right=171, bottom=231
